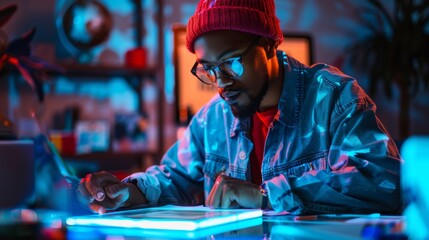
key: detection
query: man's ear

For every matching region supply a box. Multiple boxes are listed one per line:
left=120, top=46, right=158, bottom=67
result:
left=263, top=38, right=278, bottom=59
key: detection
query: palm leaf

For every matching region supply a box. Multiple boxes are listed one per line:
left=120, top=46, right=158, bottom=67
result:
left=367, top=0, right=394, bottom=28
left=6, top=28, right=36, bottom=56
left=0, top=3, right=17, bottom=28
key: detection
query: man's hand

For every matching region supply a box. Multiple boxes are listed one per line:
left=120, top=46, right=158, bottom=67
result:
left=76, top=171, right=147, bottom=213
left=205, top=175, right=263, bottom=209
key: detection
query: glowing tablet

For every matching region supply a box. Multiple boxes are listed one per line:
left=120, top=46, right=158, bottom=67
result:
left=66, top=205, right=262, bottom=237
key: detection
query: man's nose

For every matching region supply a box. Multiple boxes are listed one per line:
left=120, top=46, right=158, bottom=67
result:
left=214, top=70, right=234, bottom=88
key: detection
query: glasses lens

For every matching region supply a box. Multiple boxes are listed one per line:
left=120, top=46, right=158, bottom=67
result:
left=195, top=67, right=215, bottom=85
left=219, top=59, right=244, bottom=78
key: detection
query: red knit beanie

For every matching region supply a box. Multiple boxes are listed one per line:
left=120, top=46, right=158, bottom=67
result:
left=186, top=0, right=283, bottom=53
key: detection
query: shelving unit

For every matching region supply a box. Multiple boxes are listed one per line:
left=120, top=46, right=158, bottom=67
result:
left=52, top=0, right=166, bottom=173
left=62, top=150, right=158, bottom=160
left=63, top=150, right=158, bottom=175
left=51, top=63, right=158, bottom=113
left=51, top=61, right=164, bottom=171
left=53, top=64, right=158, bottom=78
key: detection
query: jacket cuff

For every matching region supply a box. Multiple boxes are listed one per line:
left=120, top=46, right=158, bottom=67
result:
left=265, top=174, right=304, bottom=214
left=122, top=172, right=161, bottom=206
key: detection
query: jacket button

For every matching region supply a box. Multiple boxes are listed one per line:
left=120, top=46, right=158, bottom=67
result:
left=239, top=151, right=246, bottom=160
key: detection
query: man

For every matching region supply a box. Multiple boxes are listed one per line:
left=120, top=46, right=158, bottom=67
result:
left=77, top=0, right=402, bottom=215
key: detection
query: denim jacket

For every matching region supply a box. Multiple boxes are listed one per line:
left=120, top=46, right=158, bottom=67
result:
left=124, top=51, right=403, bottom=214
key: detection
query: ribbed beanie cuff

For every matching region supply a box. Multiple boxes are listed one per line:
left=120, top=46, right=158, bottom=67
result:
left=186, top=0, right=283, bottom=53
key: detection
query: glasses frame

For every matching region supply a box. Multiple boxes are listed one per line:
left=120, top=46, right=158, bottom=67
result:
left=191, top=36, right=261, bottom=85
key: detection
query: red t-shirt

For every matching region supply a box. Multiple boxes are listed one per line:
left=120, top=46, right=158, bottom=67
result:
left=250, top=107, right=278, bottom=185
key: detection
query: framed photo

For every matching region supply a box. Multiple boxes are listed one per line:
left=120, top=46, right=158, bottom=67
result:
left=112, top=112, right=149, bottom=152
left=75, top=120, right=110, bottom=154
left=173, top=25, right=313, bottom=124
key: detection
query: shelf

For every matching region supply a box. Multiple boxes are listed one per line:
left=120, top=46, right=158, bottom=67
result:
left=63, top=150, right=159, bottom=173
left=62, top=150, right=158, bottom=161
left=49, top=63, right=158, bottom=78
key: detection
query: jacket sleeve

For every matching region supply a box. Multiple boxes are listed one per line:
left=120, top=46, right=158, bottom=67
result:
left=122, top=112, right=206, bottom=206
left=266, top=78, right=403, bottom=214
left=305, top=104, right=401, bottom=214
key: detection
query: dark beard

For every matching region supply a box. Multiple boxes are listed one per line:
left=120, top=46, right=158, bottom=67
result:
left=230, top=78, right=269, bottom=120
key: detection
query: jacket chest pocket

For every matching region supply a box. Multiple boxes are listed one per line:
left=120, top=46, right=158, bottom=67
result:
left=265, top=151, right=328, bottom=179
left=285, top=152, right=328, bottom=177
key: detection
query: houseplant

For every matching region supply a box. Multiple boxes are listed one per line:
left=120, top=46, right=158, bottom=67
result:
left=0, top=3, right=71, bottom=210
left=0, top=3, right=61, bottom=136
left=1, top=3, right=61, bottom=103
left=347, top=0, right=429, bottom=140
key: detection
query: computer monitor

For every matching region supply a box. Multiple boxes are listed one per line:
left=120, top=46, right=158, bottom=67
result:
left=0, top=140, right=34, bottom=209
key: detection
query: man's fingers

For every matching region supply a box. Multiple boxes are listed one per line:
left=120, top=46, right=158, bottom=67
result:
left=89, top=202, right=106, bottom=214
left=220, top=185, right=233, bottom=209
left=75, top=171, right=128, bottom=212
left=206, top=178, right=219, bottom=207
left=84, top=172, right=119, bottom=201
left=205, top=183, right=216, bottom=207
left=105, top=182, right=129, bottom=202
left=212, top=183, right=223, bottom=208
left=84, top=174, right=105, bottom=202
left=77, top=181, right=94, bottom=205
left=207, top=175, right=261, bottom=209
left=219, top=184, right=240, bottom=209
left=207, top=175, right=225, bottom=208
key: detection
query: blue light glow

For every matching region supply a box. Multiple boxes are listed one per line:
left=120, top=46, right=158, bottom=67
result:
left=67, top=218, right=262, bottom=239
left=67, top=218, right=199, bottom=231
left=401, top=136, right=429, bottom=240
left=66, top=205, right=262, bottom=232
left=164, top=29, right=175, bottom=104
left=55, top=77, right=76, bottom=94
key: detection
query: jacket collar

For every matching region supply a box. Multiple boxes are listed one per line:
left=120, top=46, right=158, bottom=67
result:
left=278, top=51, right=305, bottom=127
left=229, top=51, right=305, bottom=137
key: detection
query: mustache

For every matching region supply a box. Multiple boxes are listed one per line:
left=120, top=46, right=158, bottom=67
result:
left=218, top=86, right=245, bottom=97
left=220, top=90, right=240, bottom=99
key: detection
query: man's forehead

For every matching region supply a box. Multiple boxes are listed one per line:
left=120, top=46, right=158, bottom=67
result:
left=194, top=46, right=235, bottom=65
left=194, top=32, right=261, bottom=63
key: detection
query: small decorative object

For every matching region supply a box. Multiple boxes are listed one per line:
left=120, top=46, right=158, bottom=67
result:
left=125, top=47, right=147, bottom=68
left=0, top=114, right=16, bottom=140
left=56, top=0, right=113, bottom=63
left=75, top=120, right=110, bottom=154
left=49, top=131, right=76, bottom=156
left=113, top=112, right=148, bottom=152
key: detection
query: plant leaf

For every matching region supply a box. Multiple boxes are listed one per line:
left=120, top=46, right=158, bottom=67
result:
left=0, top=3, right=17, bottom=28
left=367, top=0, right=394, bottom=29
left=19, top=55, right=65, bottom=74
left=6, top=28, right=36, bottom=56
left=7, top=56, right=35, bottom=88
left=6, top=56, right=44, bottom=102
left=31, top=71, right=45, bottom=102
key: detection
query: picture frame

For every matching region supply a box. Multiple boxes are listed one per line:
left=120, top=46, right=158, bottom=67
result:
left=75, top=120, right=110, bottom=154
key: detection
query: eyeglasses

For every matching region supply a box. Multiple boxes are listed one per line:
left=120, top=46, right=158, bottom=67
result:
left=191, top=37, right=261, bottom=85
